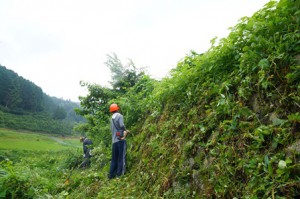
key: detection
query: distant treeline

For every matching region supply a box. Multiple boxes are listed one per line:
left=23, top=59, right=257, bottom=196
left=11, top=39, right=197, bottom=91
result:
left=0, top=65, right=85, bottom=135
left=0, top=65, right=44, bottom=112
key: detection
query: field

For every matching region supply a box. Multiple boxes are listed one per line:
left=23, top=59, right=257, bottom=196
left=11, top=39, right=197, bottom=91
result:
left=0, top=128, right=81, bottom=151
left=0, top=128, right=91, bottom=198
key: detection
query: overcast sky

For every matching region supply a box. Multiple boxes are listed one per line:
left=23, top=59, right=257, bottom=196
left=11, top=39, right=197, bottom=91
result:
left=0, top=0, right=270, bottom=102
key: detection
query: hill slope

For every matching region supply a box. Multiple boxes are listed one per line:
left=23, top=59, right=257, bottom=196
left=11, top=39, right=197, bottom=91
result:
left=109, top=0, right=300, bottom=198
left=68, top=0, right=300, bottom=198
left=0, top=65, right=85, bottom=134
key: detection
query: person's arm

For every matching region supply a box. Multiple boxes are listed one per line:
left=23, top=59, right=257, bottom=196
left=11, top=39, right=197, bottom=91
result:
left=118, top=115, right=126, bottom=131
left=118, top=115, right=130, bottom=139
left=83, top=143, right=87, bottom=155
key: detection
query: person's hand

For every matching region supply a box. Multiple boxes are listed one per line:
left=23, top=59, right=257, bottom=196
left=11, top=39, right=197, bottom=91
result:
left=120, top=130, right=129, bottom=140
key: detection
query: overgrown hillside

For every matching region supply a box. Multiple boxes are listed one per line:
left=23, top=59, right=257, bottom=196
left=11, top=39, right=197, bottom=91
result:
left=75, top=0, right=300, bottom=198
left=1, top=0, right=299, bottom=198
left=102, top=0, right=299, bottom=198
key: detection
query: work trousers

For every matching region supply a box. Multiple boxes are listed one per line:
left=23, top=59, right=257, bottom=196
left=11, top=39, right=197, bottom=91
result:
left=109, top=140, right=126, bottom=179
left=80, top=148, right=92, bottom=169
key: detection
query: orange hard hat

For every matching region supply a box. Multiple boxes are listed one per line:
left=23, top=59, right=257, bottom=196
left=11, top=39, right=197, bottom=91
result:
left=110, top=103, right=119, bottom=112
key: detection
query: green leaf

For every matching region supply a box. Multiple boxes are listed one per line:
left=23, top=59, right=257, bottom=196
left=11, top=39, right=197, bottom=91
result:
left=288, top=113, right=300, bottom=122
left=0, top=189, right=6, bottom=198
left=285, top=158, right=292, bottom=164
left=278, top=160, right=286, bottom=169
left=264, top=155, right=269, bottom=166
left=258, top=58, right=270, bottom=70
left=268, top=162, right=273, bottom=175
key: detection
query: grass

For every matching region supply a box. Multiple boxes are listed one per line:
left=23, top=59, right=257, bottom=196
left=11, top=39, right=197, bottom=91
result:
left=0, top=128, right=81, bottom=151
left=0, top=128, right=86, bottom=198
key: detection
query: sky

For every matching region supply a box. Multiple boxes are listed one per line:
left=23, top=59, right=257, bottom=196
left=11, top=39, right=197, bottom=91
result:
left=0, top=0, right=271, bottom=102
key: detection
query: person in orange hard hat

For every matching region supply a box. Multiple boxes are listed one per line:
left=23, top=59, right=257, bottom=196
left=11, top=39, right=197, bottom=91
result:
left=108, top=103, right=129, bottom=179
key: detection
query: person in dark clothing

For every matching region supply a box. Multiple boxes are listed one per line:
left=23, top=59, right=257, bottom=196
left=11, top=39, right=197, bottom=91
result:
left=79, top=136, right=93, bottom=168
left=109, top=103, right=129, bottom=179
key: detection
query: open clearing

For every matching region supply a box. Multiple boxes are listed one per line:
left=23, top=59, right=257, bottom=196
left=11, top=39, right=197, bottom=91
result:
left=0, top=128, right=81, bottom=151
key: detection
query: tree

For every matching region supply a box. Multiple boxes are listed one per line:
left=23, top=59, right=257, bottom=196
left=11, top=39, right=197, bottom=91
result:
left=76, top=53, right=149, bottom=145
left=76, top=81, right=116, bottom=145
left=53, top=106, right=67, bottom=120
left=4, top=78, right=22, bottom=110
left=105, top=53, right=144, bottom=93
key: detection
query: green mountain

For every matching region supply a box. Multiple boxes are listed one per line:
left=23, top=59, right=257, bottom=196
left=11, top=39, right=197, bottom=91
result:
left=0, top=65, right=85, bottom=135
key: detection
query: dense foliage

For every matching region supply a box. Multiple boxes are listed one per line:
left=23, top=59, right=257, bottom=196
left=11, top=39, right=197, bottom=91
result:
left=0, top=65, right=85, bottom=135
left=127, top=1, right=299, bottom=197
left=0, top=0, right=299, bottom=198
left=0, top=111, right=74, bottom=135
left=76, top=53, right=154, bottom=145
left=77, top=0, right=300, bottom=198
left=0, top=66, right=43, bottom=112
left=0, top=149, right=82, bottom=198
left=0, top=129, right=82, bottom=198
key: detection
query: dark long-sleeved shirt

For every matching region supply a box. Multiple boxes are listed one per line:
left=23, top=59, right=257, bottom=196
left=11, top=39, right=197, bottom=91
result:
left=83, top=138, right=93, bottom=158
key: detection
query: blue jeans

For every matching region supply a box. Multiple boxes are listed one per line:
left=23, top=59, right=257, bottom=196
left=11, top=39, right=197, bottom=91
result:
left=109, top=140, right=126, bottom=179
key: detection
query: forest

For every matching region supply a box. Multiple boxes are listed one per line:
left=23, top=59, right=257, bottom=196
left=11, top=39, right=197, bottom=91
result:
left=1, top=0, right=300, bottom=198
left=0, top=65, right=85, bottom=135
